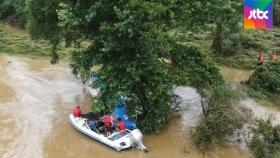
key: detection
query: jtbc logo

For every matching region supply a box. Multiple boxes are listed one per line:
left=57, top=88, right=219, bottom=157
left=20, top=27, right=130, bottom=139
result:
left=248, top=9, right=269, bottom=20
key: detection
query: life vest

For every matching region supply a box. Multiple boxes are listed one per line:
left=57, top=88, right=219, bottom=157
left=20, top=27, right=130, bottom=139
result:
left=102, top=115, right=113, bottom=127
left=73, top=108, right=81, bottom=117
left=271, top=54, right=277, bottom=61
left=258, top=55, right=264, bottom=63
left=117, top=120, right=126, bottom=131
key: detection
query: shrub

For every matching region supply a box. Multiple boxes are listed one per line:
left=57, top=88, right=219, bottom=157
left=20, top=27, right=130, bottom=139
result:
left=250, top=120, right=280, bottom=158
left=195, top=86, right=243, bottom=147
left=248, top=61, right=280, bottom=95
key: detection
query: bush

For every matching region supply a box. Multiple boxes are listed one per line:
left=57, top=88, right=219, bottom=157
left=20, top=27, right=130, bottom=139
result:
left=195, top=86, right=243, bottom=147
left=250, top=120, right=280, bottom=158
left=0, top=0, right=26, bottom=27
left=248, top=61, right=280, bottom=95
left=170, top=44, right=225, bottom=90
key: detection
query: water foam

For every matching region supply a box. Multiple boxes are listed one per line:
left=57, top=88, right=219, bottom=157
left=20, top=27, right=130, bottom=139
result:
left=0, top=56, right=85, bottom=158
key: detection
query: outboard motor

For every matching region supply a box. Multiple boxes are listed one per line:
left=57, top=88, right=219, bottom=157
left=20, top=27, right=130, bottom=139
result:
left=129, top=129, right=147, bottom=152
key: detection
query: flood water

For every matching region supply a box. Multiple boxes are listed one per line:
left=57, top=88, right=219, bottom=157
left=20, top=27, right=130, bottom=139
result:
left=0, top=24, right=263, bottom=158
left=220, top=67, right=253, bottom=83
left=0, top=54, right=253, bottom=158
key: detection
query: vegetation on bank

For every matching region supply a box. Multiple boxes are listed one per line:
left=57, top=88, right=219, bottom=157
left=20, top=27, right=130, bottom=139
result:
left=215, top=29, right=280, bottom=69
left=0, top=24, right=66, bottom=59
left=176, top=26, right=280, bottom=70
left=61, top=1, right=225, bottom=132
left=247, top=61, right=280, bottom=104
left=195, top=86, right=244, bottom=147
left=0, top=0, right=26, bottom=27
left=250, top=120, right=280, bottom=158
left=1, top=0, right=280, bottom=157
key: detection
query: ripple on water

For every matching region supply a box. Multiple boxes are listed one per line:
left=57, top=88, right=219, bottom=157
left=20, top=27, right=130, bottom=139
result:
left=0, top=80, right=14, bottom=103
left=0, top=55, right=85, bottom=158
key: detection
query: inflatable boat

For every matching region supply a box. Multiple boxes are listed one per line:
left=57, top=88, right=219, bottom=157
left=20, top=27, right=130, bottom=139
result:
left=69, top=114, right=147, bottom=151
left=69, top=96, right=147, bottom=151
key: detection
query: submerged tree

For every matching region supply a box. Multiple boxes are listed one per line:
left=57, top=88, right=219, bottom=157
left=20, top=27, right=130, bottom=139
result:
left=26, top=0, right=224, bottom=132
left=250, top=120, right=280, bottom=158
left=248, top=61, right=280, bottom=95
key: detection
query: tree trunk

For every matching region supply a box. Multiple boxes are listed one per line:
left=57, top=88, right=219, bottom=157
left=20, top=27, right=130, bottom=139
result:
left=212, top=22, right=223, bottom=54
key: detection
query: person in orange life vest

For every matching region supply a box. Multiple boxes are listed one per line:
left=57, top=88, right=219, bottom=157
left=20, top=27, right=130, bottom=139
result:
left=257, top=53, right=264, bottom=66
left=271, top=53, right=277, bottom=62
left=116, top=118, right=126, bottom=133
left=72, top=106, right=81, bottom=117
left=102, top=115, right=114, bottom=136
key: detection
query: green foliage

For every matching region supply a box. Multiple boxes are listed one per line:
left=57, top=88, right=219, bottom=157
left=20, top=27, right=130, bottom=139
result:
left=195, top=86, right=242, bottom=147
left=24, top=0, right=231, bottom=133
left=55, top=0, right=225, bottom=133
left=215, top=27, right=280, bottom=69
left=0, top=23, right=66, bottom=58
left=0, top=0, right=26, bottom=27
left=26, top=0, right=60, bottom=64
left=248, top=62, right=280, bottom=95
left=170, top=44, right=224, bottom=89
left=274, top=0, right=280, bottom=27
left=187, top=0, right=242, bottom=55
left=58, top=0, right=189, bottom=132
left=250, top=120, right=280, bottom=158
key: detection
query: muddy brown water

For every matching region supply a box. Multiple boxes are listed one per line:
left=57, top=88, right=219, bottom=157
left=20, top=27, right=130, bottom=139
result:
left=220, top=67, right=254, bottom=83
left=0, top=24, right=255, bottom=158
left=0, top=54, right=253, bottom=158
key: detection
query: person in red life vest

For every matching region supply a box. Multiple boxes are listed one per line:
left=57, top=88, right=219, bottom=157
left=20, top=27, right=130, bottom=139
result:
left=102, top=115, right=114, bottom=136
left=72, top=106, right=81, bottom=117
left=116, top=118, right=126, bottom=133
left=271, top=53, right=277, bottom=62
left=257, top=53, right=264, bottom=66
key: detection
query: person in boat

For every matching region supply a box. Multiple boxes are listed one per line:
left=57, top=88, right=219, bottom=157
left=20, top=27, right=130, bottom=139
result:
left=271, top=53, right=277, bottom=62
left=257, top=52, right=264, bottom=66
left=102, top=114, right=114, bottom=136
left=116, top=118, right=126, bottom=133
left=87, top=120, right=99, bottom=133
left=113, top=96, right=127, bottom=120
left=73, top=106, right=82, bottom=117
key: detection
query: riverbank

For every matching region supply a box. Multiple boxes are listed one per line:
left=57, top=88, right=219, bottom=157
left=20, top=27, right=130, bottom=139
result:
left=222, top=27, right=280, bottom=69
left=0, top=23, right=67, bottom=60
left=178, top=27, right=280, bottom=69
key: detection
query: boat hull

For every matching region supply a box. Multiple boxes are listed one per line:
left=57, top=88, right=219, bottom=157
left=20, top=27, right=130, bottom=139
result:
left=69, top=114, right=134, bottom=151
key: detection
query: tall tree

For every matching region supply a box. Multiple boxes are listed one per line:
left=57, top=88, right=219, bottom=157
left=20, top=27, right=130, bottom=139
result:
left=274, top=0, right=280, bottom=27
left=0, top=0, right=26, bottom=27
left=26, top=0, right=60, bottom=64
left=27, top=0, right=224, bottom=132
left=187, top=0, right=242, bottom=55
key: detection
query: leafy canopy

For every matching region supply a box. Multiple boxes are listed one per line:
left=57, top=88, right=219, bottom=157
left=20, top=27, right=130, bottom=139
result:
left=250, top=120, right=280, bottom=158
left=248, top=61, right=280, bottom=95
left=27, top=0, right=224, bottom=132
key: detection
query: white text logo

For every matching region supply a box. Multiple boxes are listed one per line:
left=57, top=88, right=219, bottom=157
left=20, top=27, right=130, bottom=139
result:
left=248, top=9, right=269, bottom=20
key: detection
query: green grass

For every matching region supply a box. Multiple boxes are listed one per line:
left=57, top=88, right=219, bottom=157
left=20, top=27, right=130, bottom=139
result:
left=175, top=27, right=280, bottom=70
left=215, top=28, right=280, bottom=69
left=0, top=24, right=67, bottom=59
